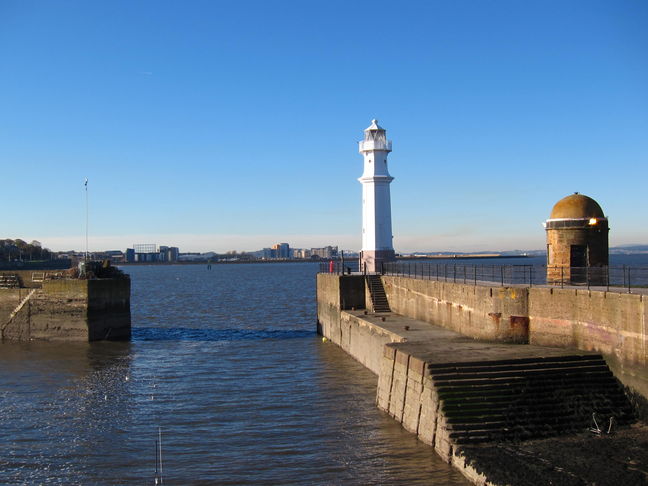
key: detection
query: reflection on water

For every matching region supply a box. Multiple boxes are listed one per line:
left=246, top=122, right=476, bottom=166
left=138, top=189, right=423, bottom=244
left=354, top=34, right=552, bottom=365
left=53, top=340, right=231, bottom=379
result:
left=133, top=327, right=313, bottom=342
left=0, top=263, right=468, bottom=485
left=1, top=341, right=135, bottom=484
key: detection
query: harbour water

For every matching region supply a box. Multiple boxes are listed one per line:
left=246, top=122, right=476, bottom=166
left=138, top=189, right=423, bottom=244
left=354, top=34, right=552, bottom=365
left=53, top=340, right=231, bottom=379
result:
left=0, top=263, right=469, bottom=485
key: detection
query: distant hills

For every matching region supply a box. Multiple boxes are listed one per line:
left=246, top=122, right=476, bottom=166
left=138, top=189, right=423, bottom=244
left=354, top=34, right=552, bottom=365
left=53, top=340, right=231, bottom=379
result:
left=500, top=246, right=648, bottom=256
left=405, top=245, right=648, bottom=257
left=610, top=245, right=648, bottom=254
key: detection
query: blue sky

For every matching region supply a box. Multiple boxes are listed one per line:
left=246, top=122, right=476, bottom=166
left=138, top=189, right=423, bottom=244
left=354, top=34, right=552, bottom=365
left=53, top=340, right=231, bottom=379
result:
left=1, top=0, right=646, bottom=252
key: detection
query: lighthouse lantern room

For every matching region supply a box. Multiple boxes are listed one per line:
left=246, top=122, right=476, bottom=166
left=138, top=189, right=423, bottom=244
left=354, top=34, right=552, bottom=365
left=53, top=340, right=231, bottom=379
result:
left=358, top=119, right=396, bottom=273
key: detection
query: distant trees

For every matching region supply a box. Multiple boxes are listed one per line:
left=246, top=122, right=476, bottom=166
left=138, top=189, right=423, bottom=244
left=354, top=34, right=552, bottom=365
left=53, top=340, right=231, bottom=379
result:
left=0, top=239, right=51, bottom=261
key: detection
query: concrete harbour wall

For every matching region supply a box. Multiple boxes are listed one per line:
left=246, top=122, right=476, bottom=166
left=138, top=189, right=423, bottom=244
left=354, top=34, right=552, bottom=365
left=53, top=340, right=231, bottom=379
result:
left=0, top=278, right=131, bottom=341
left=316, top=274, right=402, bottom=374
left=382, top=276, right=530, bottom=343
left=528, top=287, right=647, bottom=398
left=379, top=275, right=648, bottom=399
left=316, top=273, right=641, bottom=486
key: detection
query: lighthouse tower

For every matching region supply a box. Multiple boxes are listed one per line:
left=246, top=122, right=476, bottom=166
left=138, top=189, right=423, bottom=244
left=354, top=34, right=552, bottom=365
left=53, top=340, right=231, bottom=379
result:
left=358, top=119, right=396, bottom=273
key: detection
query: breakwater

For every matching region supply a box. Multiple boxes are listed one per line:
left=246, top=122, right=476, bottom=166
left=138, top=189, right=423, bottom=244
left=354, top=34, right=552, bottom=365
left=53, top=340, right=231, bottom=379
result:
left=0, top=272, right=131, bottom=341
left=316, top=273, right=647, bottom=485
left=380, top=276, right=647, bottom=399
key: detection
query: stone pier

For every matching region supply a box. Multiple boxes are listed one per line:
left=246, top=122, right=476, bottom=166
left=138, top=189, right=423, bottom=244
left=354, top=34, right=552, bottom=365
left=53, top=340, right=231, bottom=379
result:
left=316, top=273, right=648, bottom=485
left=0, top=271, right=131, bottom=342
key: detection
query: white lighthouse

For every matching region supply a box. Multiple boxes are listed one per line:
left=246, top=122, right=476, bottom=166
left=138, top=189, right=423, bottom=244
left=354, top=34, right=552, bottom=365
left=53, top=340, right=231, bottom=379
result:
left=358, top=119, right=396, bottom=273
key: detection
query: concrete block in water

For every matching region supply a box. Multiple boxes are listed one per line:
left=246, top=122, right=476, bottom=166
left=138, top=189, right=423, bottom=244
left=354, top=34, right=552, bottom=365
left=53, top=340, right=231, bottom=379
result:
left=0, top=278, right=130, bottom=341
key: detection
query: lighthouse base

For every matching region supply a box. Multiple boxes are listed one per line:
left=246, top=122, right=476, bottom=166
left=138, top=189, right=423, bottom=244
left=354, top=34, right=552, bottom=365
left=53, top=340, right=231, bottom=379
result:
left=360, top=249, right=396, bottom=274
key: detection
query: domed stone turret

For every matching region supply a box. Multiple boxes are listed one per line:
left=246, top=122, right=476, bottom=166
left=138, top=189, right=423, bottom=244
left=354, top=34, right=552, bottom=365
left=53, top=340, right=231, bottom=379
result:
left=549, top=193, right=605, bottom=220
left=545, top=193, right=609, bottom=285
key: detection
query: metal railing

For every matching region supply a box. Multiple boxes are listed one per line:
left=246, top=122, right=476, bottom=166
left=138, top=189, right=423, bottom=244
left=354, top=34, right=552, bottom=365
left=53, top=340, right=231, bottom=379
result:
left=384, top=262, right=538, bottom=286
left=380, top=263, right=648, bottom=293
left=319, top=261, right=360, bottom=275
left=359, top=140, right=392, bottom=152
left=318, top=261, right=648, bottom=293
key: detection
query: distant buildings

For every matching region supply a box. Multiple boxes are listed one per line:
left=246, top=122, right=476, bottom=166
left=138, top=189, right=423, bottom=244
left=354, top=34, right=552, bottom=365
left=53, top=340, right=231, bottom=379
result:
left=254, top=244, right=340, bottom=260
left=293, top=248, right=310, bottom=259
left=81, top=242, right=349, bottom=264
left=52, top=249, right=124, bottom=263
left=104, top=250, right=126, bottom=263
left=273, top=243, right=291, bottom=259
left=310, top=246, right=338, bottom=259
left=125, top=244, right=180, bottom=263
left=257, top=243, right=289, bottom=260
left=2, top=241, right=355, bottom=267
left=159, top=245, right=180, bottom=262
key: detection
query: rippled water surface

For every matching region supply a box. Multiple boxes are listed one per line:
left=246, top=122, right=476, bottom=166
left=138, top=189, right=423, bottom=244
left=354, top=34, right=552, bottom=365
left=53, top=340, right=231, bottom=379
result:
left=0, top=263, right=469, bottom=485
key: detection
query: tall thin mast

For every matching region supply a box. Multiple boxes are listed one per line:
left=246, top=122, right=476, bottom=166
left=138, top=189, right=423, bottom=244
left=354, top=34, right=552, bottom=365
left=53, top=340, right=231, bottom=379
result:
left=84, top=178, right=89, bottom=262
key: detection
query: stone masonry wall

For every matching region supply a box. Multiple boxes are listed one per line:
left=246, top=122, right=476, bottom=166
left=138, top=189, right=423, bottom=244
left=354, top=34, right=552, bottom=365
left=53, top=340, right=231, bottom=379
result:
left=316, top=274, right=365, bottom=338
left=546, top=225, right=608, bottom=283
left=379, top=276, right=647, bottom=400
left=316, top=273, right=643, bottom=485
left=87, top=279, right=131, bottom=340
left=317, top=274, right=399, bottom=375
left=381, top=276, right=530, bottom=343
left=0, top=278, right=130, bottom=341
left=528, top=287, right=647, bottom=398
left=318, top=275, right=647, bottom=400
left=376, top=344, right=461, bottom=462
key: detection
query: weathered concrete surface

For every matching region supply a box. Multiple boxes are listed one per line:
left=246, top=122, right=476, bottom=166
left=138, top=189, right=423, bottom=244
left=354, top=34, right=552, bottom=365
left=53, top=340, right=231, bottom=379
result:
left=528, top=288, right=645, bottom=361
left=458, top=425, right=648, bottom=486
left=0, top=278, right=130, bottom=341
left=321, top=308, right=641, bottom=486
left=0, top=288, right=31, bottom=323
left=379, top=275, right=648, bottom=402
left=316, top=274, right=648, bottom=486
left=366, top=313, right=614, bottom=450
left=318, top=301, right=404, bottom=375
left=382, top=276, right=530, bottom=343
left=326, top=310, right=642, bottom=486
left=86, top=279, right=131, bottom=340
left=316, top=273, right=366, bottom=343
left=528, top=287, right=648, bottom=399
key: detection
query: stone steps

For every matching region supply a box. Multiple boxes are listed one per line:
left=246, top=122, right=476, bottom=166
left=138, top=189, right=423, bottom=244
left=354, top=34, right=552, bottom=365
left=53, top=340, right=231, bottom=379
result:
left=433, top=354, right=634, bottom=445
left=430, top=355, right=608, bottom=373
left=437, top=371, right=619, bottom=390
left=378, top=343, right=635, bottom=458
left=434, top=364, right=612, bottom=382
left=366, top=275, right=391, bottom=313
left=441, top=386, right=624, bottom=409
left=444, top=399, right=632, bottom=423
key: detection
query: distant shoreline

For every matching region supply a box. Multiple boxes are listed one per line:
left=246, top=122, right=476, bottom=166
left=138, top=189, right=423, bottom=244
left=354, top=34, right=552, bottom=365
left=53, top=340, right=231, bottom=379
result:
left=397, top=254, right=531, bottom=260
left=117, top=259, right=321, bottom=266
left=115, top=254, right=532, bottom=266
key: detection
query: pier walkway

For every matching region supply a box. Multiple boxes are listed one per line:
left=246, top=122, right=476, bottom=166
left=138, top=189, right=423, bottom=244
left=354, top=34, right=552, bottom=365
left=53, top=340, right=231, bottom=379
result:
left=340, top=309, right=646, bottom=485
left=324, top=261, right=648, bottom=295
